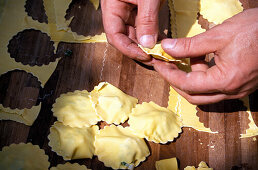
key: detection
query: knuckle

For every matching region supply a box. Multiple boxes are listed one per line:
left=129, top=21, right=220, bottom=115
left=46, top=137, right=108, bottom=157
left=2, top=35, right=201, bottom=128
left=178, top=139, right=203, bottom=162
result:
left=139, top=11, right=157, bottom=25
left=182, top=38, right=193, bottom=55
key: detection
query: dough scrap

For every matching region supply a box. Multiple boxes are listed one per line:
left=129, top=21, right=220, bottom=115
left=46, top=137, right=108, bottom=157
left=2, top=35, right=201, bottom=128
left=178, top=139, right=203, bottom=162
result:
left=128, top=101, right=182, bottom=143
left=168, top=88, right=217, bottom=133
left=94, top=125, right=150, bottom=169
left=200, top=0, right=243, bottom=24
left=139, top=43, right=188, bottom=65
left=155, top=157, right=178, bottom=170
left=0, top=103, right=41, bottom=126
left=0, top=0, right=60, bottom=86
left=90, top=0, right=100, bottom=10
left=52, top=90, right=101, bottom=128
left=90, top=82, right=138, bottom=125
left=184, top=161, right=213, bottom=170
left=240, top=96, right=258, bottom=138
left=0, top=143, right=49, bottom=170
left=48, top=122, right=98, bottom=160
left=50, top=162, right=91, bottom=170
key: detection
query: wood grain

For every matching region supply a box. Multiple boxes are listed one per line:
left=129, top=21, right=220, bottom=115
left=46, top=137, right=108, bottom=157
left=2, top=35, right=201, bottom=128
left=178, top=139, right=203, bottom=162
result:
left=0, top=0, right=257, bottom=170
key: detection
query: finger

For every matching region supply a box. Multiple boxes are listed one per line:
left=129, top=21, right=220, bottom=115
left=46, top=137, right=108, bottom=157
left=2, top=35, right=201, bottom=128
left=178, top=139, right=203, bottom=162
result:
left=161, top=26, right=227, bottom=58
left=190, top=56, right=209, bottom=72
left=153, top=59, right=223, bottom=94
left=136, top=0, right=160, bottom=48
left=108, top=31, right=151, bottom=61
left=102, top=2, right=150, bottom=61
left=126, top=25, right=137, bottom=43
left=172, top=87, right=227, bottom=105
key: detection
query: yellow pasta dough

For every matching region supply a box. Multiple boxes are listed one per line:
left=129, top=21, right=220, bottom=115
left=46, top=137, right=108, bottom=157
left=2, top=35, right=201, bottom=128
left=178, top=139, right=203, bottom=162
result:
left=168, top=88, right=217, bottom=133
left=200, top=0, right=243, bottom=24
left=0, top=143, right=49, bottom=170
left=155, top=157, right=178, bottom=170
left=50, top=162, right=91, bottom=170
left=0, top=0, right=60, bottom=86
left=90, top=82, right=138, bottom=125
left=240, top=96, right=258, bottom=138
left=184, top=161, right=213, bottom=170
left=94, top=125, right=150, bottom=169
left=139, top=44, right=188, bottom=65
left=52, top=90, right=101, bottom=128
left=48, top=122, right=98, bottom=160
left=128, top=102, right=182, bottom=143
left=0, top=103, right=41, bottom=126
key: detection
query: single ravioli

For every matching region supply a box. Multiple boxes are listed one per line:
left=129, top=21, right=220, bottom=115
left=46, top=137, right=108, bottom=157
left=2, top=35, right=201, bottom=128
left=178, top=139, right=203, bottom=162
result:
left=90, top=82, right=138, bottom=125
left=0, top=143, right=49, bottom=170
left=155, top=157, right=178, bottom=170
left=139, top=43, right=188, bottom=65
left=168, top=87, right=217, bottom=133
left=48, top=121, right=98, bottom=160
left=52, top=90, right=101, bottom=128
left=184, top=161, right=213, bottom=170
left=50, top=162, right=91, bottom=170
left=94, top=125, right=150, bottom=169
left=0, top=103, right=41, bottom=126
left=200, top=0, right=243, bottom=24
left=128, top=102, right=182, bottom=143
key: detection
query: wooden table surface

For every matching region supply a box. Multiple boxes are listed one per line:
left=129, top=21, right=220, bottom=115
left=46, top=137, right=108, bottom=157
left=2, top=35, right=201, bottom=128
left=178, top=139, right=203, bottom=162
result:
left=0, top=0, right=257, bottom=169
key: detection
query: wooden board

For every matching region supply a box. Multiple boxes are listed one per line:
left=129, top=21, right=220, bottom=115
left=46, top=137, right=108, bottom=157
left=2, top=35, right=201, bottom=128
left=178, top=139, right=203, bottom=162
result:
left=0, top=0, right=257, bottom=169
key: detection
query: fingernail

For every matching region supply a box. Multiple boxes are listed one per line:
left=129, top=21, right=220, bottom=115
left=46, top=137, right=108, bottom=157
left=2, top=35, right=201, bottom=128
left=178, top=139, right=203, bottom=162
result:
left=162, top=39, right=177, bottom=49
left=139, top=35, right=156, bottom=48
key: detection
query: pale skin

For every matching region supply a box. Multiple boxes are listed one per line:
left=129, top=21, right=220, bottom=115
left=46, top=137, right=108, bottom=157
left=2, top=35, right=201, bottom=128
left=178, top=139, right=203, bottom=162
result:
left=101, top=0, right=258, bottom=105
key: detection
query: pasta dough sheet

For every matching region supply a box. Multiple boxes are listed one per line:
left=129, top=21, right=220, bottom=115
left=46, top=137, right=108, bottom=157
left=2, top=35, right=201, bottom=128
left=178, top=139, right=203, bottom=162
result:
left=139, top=43, right=188, bottom=65
left=90, top=82, right=138, bottom=125
left=52, top=90, right=101, bottom=128
left=184, top=161, right=213, bottom=170
left=0, top=143, right=49, bottom=170
left=50, top=163, right=91, bottom=170
left=155, top=157, right=178, bottom=170
left=128, top=101, right=182, bottom=143
left=94, top=125, right=150, bottom=169
left=0, top=103, right=41, bottom=126
left=168, top=88, right=217, bottom=133
left=0, top=0, right=60, bottom=86
left=240, top=96, right=258, bottom=138
left=48, top=121, right=98, bottom=160
left=200, top=0, right=243, bottom=24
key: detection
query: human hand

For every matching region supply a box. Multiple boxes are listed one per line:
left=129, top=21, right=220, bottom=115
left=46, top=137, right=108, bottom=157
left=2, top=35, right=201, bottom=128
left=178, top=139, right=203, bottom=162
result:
left=153, top=8, right=258, bottom=105
left=101, top=0, right=162, bottom=65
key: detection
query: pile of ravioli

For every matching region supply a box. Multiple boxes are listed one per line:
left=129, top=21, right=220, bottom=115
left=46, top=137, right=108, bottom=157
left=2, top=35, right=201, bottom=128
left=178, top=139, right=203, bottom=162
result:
left=48, top=82, right=182, bottom=169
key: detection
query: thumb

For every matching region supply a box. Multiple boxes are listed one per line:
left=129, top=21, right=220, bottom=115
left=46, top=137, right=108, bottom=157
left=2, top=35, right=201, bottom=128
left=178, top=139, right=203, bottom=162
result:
left=161, top=27, right=225, bottom=57
left=136, top=0, right=160, bottom=48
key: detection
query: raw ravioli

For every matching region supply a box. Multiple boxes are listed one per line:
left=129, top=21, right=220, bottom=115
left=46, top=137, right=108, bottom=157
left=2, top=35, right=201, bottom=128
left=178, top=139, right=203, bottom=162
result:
left=0, top=143, right=49, bottom=170
left=139, top=43, right=188, bottom=65
left=52, top=90, right=101, bottom=128
left=50, top=162, right=91, bottom=170
left=128, top=102, right=182, bottom=143
left=90, top=82, right=138, bottom=125
left=184, top=161, right=213, bottom=170
left=94, top=125, right=150, bottom=169
left=48, top=122, right=98, bottom=160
